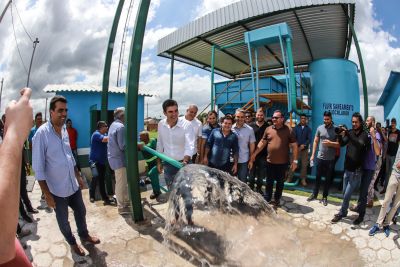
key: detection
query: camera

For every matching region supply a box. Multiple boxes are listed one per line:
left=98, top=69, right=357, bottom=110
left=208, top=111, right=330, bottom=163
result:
left=334, top=125, right=347, bottom=134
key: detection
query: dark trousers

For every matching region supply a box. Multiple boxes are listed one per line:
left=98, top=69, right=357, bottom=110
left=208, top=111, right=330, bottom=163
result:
left=356, top=169, right=374, bottom=218
left=249, top=157, right=267, bottom=190
left=89, top=163, right=108, bottom=200
left=313, top=158, right=335, bottom=198
left=209, top=162, right=232, bottom=174
left=52, top=189, right=89, bottom=245
left=265, top=162, right=287, bottom=202
left=20, top=162, right=33, bottom=216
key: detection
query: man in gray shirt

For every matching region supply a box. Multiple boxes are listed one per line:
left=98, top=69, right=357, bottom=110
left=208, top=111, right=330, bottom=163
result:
left=308, top=111, right=339, bottom=206
left=233, top=109, right=256, bottom=183
left=108, top=107, right=130, bottom=214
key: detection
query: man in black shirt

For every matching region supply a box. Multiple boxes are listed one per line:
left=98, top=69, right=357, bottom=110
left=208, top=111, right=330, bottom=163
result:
left=332, top=113, right=370, bottom=223
left=248, top=108, right=268, bottom=194
left=382, top=118, right=400, bottom=193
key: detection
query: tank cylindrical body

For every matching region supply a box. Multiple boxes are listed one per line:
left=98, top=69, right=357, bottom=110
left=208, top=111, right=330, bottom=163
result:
left=310, top=59, right=360, bottom=171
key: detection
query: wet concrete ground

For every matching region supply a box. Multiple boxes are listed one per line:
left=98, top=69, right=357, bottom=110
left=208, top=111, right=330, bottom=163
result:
left=19, top=180, right=400, bottom=267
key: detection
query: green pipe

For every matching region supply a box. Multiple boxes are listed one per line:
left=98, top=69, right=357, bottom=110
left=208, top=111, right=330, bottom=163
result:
left=125, top=0, right=150, bottom=222
left=142, top=146, right=183, bottom=169
left=101, top=0, right=125, bottom=194
left=346, top=15, right=368, bottom=118
left=169, top=54, right=174, bottom=99
left=210, top=45, right=215, bottom=110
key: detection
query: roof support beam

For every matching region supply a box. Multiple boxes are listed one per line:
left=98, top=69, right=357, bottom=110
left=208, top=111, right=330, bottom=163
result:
left=238, top=22, right=285, bottom=67
left=293, top=11, right=314, bottom=61
left=197, top=37, right=250, bottom=67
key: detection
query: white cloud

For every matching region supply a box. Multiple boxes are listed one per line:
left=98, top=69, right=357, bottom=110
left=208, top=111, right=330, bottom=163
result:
left=349, top=0, right=400, bottom=122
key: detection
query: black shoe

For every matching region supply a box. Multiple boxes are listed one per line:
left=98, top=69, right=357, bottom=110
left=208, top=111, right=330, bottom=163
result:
left=353, top=216, right=364, bottom=225
left=331, top=213, right=344, bottom=223
left=307, top=194, right=317, bottom=201
left=22, top=215, right=33, bottom=223
left=103, top=199, right=115, bottom=206
left=27, top=207, right=39, bottom=214
left=322, top=197, right=328, bottom=206
left=349, top=205, right=359, bottom=213
left=90, top=198, right=95, bottom=203
left=150, top=192, right=161, bottom=200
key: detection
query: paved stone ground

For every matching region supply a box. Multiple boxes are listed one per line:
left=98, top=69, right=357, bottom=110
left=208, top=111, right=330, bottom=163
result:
left=19, top=183, right=400, bottom=267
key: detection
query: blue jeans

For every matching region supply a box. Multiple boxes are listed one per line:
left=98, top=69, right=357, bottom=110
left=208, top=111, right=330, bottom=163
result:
left=163, top=162, right=180, bottom=189
left=339, top=169, right=362, bottom=216
left=237, top=162, right=249, bottom=183
left=52, top=189, right=89, bottom=245
left=248, top=157, right=267, bottom=190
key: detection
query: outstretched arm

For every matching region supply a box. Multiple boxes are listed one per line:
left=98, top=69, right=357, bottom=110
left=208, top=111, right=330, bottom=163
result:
left=0, top=88, right=32, bottom=264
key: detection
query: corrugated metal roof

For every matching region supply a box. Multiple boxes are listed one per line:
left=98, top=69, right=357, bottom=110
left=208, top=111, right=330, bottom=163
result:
left=43, top=84, right=155, bottom=96
left=157, top=0, right=356, bottom=78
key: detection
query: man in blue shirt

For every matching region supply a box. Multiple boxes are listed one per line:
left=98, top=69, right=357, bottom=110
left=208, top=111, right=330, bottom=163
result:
left=203, top=116, right=239, bottom=174
left=291, top=114, right=312, bottom=186
left=89, top=121, right=113, bottom=206
left=108, top=107, right=130, bottom=214
left=32, top=95, right=100, bottom=256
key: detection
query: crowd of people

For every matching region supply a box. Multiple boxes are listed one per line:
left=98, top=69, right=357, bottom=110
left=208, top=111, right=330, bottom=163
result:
left=155, top=99, right=400, bottom=236
left=1, top=92, right=400, bottom=265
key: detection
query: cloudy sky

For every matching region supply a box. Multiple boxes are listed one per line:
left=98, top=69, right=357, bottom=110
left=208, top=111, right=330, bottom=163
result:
left=0, top=0, right=399, bottom=122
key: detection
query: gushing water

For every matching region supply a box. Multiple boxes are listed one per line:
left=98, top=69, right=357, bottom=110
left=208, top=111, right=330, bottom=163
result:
left=163, top=165, right=363, bottom=267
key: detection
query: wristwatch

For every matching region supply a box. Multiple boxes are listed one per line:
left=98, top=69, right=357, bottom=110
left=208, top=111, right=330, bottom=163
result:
left=293, top=160, right=298, bottom=164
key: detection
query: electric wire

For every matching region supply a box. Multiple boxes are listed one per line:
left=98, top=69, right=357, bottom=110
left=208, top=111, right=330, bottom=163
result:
left=13, top=0, right=34, bottom=42
left=117, top=0, right=134, bottom=86
left=10, top=5, right=28, bottom=74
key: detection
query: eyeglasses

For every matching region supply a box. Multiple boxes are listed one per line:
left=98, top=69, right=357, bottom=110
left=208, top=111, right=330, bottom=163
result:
left=272, top=116, right=282, bottom=120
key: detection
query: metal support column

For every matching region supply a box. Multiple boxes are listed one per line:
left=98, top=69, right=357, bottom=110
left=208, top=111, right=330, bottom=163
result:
left=346, top=16, right=368, bottom=117
left=254, top=47, right=259, bottom=110
left=247, top=43, right=257, bottom=111
left=125, top=0, right=150, bottom=222
left=101, top=0, right=125, bottom=195
left=210, top=45, right=215, bottom=110
left=286, top=37, right=301, bottom=115
left=169, top=54, right=174, bottom=99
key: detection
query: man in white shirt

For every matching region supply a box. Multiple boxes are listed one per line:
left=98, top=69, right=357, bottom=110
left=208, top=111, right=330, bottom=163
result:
left=182, top=104, right=202, bottom=163
left=156, top=99, right=194, bottom=189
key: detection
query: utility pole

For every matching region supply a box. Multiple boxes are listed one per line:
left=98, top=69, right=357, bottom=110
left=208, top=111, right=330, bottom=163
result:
left=27, top=38, right=39, bottom=87
left=44, top=98, right=48, bottom=121
left=0, top=78, right=4, bottom=111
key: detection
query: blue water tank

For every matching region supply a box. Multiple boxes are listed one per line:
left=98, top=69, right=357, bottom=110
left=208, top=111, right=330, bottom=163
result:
left=309, top=59, right=360, bottom=171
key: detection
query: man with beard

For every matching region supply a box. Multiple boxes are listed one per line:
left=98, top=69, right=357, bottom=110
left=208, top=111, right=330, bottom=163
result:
left=331, top=113, right=370, bottom=223
left=307, top=111, right=339, bottom=206
left=248, top=108, right=268, bottom=194
left=251, top=110, right=298, bottom=208
left=33, top=96, right=100, bottom=256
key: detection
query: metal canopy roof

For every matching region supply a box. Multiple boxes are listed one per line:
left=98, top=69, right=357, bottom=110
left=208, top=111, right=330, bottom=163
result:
left=157, top=0, right=355, bottom=78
